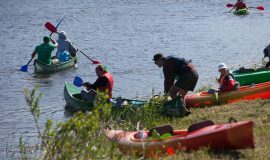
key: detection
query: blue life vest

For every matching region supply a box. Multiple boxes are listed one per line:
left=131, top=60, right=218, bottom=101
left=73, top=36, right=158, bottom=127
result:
left=58, top=50, right=70, bottom=62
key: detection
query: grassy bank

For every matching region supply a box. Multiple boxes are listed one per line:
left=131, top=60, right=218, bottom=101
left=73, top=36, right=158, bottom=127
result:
left=19, top=87, right=270, bottom=159
left=168, top=99, right=270, bottom=159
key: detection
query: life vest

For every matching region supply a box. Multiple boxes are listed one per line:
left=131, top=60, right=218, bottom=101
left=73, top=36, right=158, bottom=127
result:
left=235, top=2, right=247, bottom=10
left=219, top=73, right=236, bottom=92
left=97, top=72, right=114, bottom=98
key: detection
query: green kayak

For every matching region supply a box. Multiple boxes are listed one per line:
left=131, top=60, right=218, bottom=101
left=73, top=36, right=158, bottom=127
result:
left=34, top=57, right=77, bottom=74
left=232, top=67, right=270, bottom=86
left=233, top=8, right=249, bottom=15
left=64, top=82, right=145, bottom=112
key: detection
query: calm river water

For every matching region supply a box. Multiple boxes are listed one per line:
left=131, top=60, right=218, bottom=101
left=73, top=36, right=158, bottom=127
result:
left=0, top=0, right=269, bottom=158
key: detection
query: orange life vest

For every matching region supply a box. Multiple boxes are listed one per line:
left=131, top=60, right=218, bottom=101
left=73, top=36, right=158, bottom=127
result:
left=219, top=73, right=236, bottom=92
left=97, top=72, right=114, bottom=98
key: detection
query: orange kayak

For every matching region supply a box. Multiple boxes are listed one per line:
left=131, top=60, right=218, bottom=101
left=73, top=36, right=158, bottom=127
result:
left=104, top=120, right=254, bottom=158
left=185, top=81, right=270, bottom=108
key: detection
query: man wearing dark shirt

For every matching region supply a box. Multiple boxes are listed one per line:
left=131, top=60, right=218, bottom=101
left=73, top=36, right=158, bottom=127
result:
left=81, top=65, right=114, bottom=102
left=153, top=53, right=199, bottom=100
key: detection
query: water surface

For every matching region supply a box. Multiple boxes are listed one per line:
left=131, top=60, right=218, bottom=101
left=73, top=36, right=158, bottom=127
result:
left=0, top=0, right=269, bottom=158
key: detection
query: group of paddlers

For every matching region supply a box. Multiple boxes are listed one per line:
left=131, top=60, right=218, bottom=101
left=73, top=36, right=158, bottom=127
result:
left=31, top=26, right=270, bottom=115
left=31, top=31, right=77, bottom=65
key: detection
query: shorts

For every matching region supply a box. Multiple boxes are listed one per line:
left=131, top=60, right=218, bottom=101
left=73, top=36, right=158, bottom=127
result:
left=175, top=70, right=198, bottom=91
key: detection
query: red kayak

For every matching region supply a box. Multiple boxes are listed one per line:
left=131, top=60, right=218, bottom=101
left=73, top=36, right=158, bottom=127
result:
left=104, top=120, right=254, bottom=158
left=185, top=81, right=270, bottom=108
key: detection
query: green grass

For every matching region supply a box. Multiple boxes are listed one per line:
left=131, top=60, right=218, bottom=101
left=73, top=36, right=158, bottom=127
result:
left=19, top=86, right=270, bottom=159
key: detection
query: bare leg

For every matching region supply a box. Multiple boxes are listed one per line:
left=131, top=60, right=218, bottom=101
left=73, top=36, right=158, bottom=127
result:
left=169, top=85, right=188, bottom=99
left=169, top=85, right=191, bottom=115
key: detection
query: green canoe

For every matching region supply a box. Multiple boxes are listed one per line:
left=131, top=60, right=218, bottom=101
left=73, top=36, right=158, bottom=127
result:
left=233, top=8, right=249, bottom=15
left=232, top=67, right=270, bottom=85
left=64, top=82, right=145, bottom=112
left=34, top=57, right=77, bottom=74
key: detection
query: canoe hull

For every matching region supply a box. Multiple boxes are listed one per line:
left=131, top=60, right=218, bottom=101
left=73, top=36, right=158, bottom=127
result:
left=104, top=121, right=254, bottom=158
left=64, top=82, right=145, bottom=112
left=185, top=81, right=270, bottom=108
left=34, top=57, right=77, bottom=74
left=233, top=68, right=270, bottom=85
left=64, top=82, right=94, bottom=111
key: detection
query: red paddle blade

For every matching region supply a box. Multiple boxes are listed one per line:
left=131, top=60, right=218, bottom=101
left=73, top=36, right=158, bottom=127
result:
left=93, top=60, right=100, bottom=64
left=226, top=3, right=234, bottom=7
left=257, top=6, right=265, bottom=10
left=45, top=22, right=57, bottom=33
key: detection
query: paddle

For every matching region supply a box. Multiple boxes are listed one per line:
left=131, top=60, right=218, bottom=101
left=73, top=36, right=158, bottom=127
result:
left=73, top=76, right=84, bottom=87
left=226, top=3, right=234, bottom=8
left=249, top=6, right=264, bottom=10
left=44, top=16, right=65, bottom=36
left=79, top=50, right=100, bottom=64
left=45, top=22, right=100, bottom=65
left=226, top=3, right=264, bottom=10
left=20, top=57, right=34, bottom=72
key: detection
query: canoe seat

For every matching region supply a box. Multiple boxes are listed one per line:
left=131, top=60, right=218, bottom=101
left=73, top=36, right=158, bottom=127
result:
left=188, top=120, right=214, bottom=132
left=149, top=125, right=173, bottom=136
left=73, top=93, right=83, bottom=100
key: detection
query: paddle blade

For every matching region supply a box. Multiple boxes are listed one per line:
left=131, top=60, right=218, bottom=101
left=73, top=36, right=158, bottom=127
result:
left=20, top=65, right=28, bottom=72
left=92, top=60, right=100, bottom=64
left=73, top=76, right=83, bottom=87
left=257, top=6, right=265, bottom=10
left=45, top=22, right=57, bottom=33
left=226, top=3, right=234, bottom=7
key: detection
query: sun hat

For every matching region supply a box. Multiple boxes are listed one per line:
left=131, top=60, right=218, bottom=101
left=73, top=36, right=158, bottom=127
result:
left=218, top=63, right=227, bottom=71
left=153, top=53, right=165, bottom=61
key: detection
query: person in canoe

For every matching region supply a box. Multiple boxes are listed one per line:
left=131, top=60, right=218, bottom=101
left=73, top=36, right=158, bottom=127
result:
left=31, top=36, right=59, bottom=65
left=81, top=65, right=114, bottom=102
left=153, top=53, right=198, bottom=108
left=56, top=31, right=78, bottom=62
left=208, top=63, right=238, bottom=94
left=263, top=44, right=270, bottom=68
left=228, top=0, right=248, bottom=13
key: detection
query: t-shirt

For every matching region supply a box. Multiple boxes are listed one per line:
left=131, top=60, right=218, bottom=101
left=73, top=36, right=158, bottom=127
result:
left=35, top=43, right=56, bottom=64
left=163, top=56, right=191, bottom=92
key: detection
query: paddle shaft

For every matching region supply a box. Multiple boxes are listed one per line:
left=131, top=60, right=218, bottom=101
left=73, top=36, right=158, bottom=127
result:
left=49, top=16, right=65, bottom=36
left=26, top=57, right=34, bottom=66
left=79, top=50, right=96, bottom=63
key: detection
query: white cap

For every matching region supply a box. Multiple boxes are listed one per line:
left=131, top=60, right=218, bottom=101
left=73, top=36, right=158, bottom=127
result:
left=218, top=63, right=227, bottom=71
